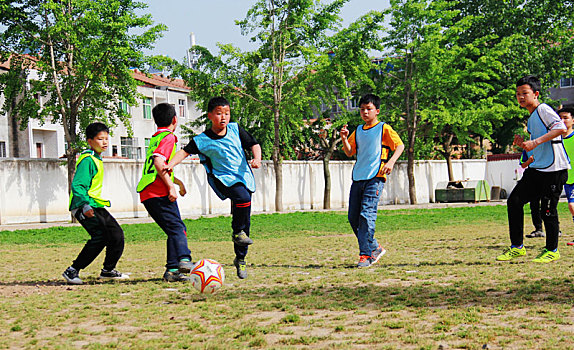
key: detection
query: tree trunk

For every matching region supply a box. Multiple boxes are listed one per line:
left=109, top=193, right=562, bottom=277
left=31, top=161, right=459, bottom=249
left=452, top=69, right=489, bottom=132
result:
left=443, top=134, right=455, bottom=181
left=405, top=52, right=417, bottom=204
left=323, top=153, right=332, bottom=210
left=272, top=108, right=283, bottom=212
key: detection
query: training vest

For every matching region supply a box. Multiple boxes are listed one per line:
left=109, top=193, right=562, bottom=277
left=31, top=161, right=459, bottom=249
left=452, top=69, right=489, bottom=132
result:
left=136, top=131, right=176, bottom=192
left=564, top=131, right=574, bottom=184
left=194, top=123, right=255, bottom=200
left=69, top=152, right=110, bottom=208
left=527, top=106, right=564, bottom=169
left=352, top=122, right=385, bottom=181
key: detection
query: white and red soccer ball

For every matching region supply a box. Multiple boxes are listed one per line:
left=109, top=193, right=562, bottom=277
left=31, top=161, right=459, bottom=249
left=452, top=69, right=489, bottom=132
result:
left=190, top=259, right=225, bottom=294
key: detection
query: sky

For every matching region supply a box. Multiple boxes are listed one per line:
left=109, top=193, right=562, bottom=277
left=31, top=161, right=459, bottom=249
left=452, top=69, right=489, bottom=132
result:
left=139, top=0, right=391, bottom=61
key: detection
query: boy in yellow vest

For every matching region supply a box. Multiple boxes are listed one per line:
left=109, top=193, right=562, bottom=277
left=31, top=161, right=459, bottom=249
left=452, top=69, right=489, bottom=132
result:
left=558, top=107, right=574, bottom=246
left=137, top=103, right=193, bottom=282
left=62, top=123, right=128, bottom=284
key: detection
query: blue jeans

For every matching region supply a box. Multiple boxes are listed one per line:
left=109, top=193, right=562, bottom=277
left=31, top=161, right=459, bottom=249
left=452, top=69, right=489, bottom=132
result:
left=143, top=196, right=192, bottom=269
left=348, top=177, right=384, bottom=256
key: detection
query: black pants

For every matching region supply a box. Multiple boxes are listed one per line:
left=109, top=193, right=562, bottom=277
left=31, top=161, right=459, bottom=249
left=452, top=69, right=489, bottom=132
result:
left=214, top=179, right=252, bottom=260
left=529, top=199, right=543, bottom=231
left=507, top=168, right=567, bottom=251
left=71, top=207, right=125, bottom=271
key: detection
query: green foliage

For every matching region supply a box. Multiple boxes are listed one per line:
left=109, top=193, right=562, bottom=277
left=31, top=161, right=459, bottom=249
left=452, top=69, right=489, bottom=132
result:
left=0, top=0, right=165, bottom=183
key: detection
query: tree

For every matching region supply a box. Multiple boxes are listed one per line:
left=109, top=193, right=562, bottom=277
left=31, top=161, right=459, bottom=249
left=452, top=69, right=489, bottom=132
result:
left=159, top=0, right=350, bottom=212
left=0, top=0, right=165, bottom=193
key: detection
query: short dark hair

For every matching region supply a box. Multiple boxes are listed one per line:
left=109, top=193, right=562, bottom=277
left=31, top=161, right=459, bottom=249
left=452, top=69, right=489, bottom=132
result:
left=86, top=122, right=109, bottom=139
left=152, top=103, right=176, bottom=127
left=558, top=106, right=574, bottom=116
left=516, top=75, right=541, bottom=93
left=358, top=94, right=381, bottom=109
left=207, top=96, right=230, bottom=113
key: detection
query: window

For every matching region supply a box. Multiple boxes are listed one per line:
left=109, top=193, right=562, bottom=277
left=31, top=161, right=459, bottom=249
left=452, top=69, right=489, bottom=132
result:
left=144, top=138, right=151, bottom=155
left=143, top=98, right=152, bottom=119
left=121, top=137, right=137, bottom=159
left=112, top=145, right=118, bottom=157
left=560, top=78, right=574, bottom=88
left=119, top=101, right=130, bottom=115
left=0, top=141, right=6, bottom=157
left=178, top=99, right=186, bottom=118
left=36, top=143, right=43, bottom=158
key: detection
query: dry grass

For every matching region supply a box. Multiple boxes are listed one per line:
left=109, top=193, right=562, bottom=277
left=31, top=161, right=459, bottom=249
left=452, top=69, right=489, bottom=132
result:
left=0, top=205, right=573, bottom=349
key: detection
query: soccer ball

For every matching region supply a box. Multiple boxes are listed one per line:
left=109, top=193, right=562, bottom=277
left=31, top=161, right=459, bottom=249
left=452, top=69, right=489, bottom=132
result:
left=190, top=259, right=225, bottom=294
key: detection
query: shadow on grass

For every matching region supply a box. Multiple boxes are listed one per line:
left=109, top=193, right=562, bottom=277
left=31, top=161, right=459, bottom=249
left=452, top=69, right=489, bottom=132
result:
left=0, top=277, right=166, bottom=287
left=255, top=260, right=496, bottom=270
left=221, top=277, right=574, bottom=309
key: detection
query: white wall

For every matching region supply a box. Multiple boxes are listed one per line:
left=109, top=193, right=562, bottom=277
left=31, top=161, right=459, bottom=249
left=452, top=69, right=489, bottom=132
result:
left=0, top=158, right=520, bottom=225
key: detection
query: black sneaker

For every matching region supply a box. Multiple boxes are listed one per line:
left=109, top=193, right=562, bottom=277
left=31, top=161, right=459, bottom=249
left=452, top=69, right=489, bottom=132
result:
left=232, top=231, right=253, bottom=246
left=163, top=270, right=191, bottom=282
left=233, top=258, right=248, bottom=279
left=178, top=259, right=194, bottom=274
left=526, top=230, right=545, bottom=238
left=98, top=269, right=129, bottom=280
left=62, top=266, right=83, bottom=285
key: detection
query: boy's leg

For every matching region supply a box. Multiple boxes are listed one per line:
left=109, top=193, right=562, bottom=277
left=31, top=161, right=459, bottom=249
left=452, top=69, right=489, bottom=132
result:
left=530, top=199, right=544, bottom=232
left=223, top=183, right=253, bottom=259
left=143, top=197, right=192, bottom=269
left=507, top=169, right=543, bottom=248
left=95, top=208, right=125, bottom=271
left=348, top=181, right=363, bottom=238
left=71, top=210, right=109, bottom=270
left=358, top=178, right=384, bottom=256
left=540, top=170, right=568, bottom=251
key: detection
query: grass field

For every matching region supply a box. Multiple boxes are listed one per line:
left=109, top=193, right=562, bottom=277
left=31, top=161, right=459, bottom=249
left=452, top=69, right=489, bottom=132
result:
left=1, top=204, right=573, bottom=349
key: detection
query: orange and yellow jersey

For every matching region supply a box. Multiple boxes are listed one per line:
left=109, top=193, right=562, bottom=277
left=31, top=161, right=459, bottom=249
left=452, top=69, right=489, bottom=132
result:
left=347, top=121, right=403, bottom=181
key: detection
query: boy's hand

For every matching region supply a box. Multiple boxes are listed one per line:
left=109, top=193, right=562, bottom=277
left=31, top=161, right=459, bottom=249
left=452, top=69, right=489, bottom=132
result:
left=340, top=124, right=349, bottom=140
left=163, top=165, right=173, bottom=174
left=381, top=161, right=395, bottom=175
left=168, top=185, right=178, bottom=202
left=178, top=184, right=187, bottom=197
left=513, top=134, right=524, bottom=148
left=250, top=158, right=261, bottom=169
left=84, top=209, right=95, bottom=218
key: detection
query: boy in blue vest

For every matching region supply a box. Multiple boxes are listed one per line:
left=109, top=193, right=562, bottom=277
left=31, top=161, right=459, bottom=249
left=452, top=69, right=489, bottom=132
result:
left=557, top=107, right=574, bottom=246
left=340, top=94, right=404, bottom=268
left=62, top=122, right=128, bottom=284
left=137, top=103, right=193, bottom=282
left=497, top=75, right=570, bottom=263
left=165, top=96, right=262, bottom=279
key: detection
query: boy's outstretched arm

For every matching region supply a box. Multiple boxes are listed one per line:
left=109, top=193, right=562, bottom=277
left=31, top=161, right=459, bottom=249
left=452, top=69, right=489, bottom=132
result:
left=165, top=149, right=190, bottom=173
left=381, top=144, right=405, bottom=175
left=154, top=156, right=178, bottom=202
left=250, top=144, right=262, bottom=168
left=515, top=129, right=567, bottom=151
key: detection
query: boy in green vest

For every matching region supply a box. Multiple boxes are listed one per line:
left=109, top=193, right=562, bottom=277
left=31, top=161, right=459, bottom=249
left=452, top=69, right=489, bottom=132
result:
left=137, top=103, right=193, bottom=282
left=62, top=122, right=128, bottom=284
left=558, top=107, right=574, bottom=246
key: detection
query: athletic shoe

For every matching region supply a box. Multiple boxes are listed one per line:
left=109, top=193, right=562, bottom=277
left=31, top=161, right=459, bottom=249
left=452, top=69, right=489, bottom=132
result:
left=371, top=244, right=386, bottom=265
left=233, top=258, right=248, bottom=279
left=178, top=259, right=193, bottom=274
left=62, top=266, right=83, bottom=285
left=567, top=240, right=574, bottom=246
left=525, top=230, right=545, bottom=238
left=357, top=255, right=372, bottom=268
left=98, top=269, right=130, bottom=280
left=533, top=249, right=560, bottom=263
left=163, top=270, right=191, bottom=282
left=496, top=246, right=526, bottom=261
left=232, top=231, right=253, bottom=246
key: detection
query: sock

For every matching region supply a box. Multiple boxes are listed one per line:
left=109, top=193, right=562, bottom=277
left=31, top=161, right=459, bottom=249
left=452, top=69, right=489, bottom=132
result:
left=551, top=248, right=558, bottom=252
left=168, top=268, right=178, bottom=273
left=180, top=258, right=190, bottom=262
left=510, top=244, right=523, bottom=249
left=572, top=215, right=574, bottom=223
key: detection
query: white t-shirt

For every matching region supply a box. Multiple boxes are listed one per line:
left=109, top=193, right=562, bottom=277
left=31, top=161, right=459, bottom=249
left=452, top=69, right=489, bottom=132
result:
left=534, top=103, right=570, bottom=172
